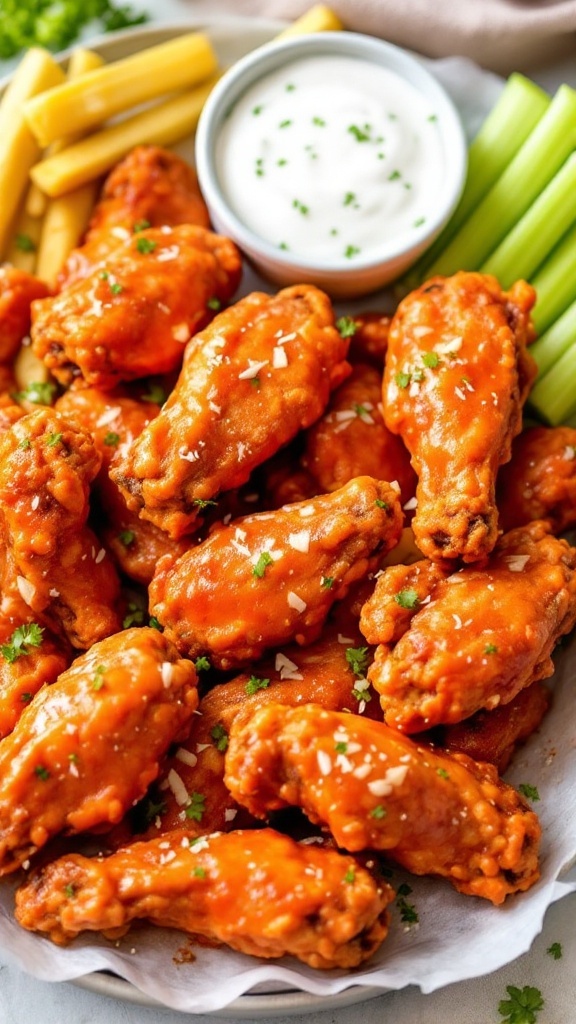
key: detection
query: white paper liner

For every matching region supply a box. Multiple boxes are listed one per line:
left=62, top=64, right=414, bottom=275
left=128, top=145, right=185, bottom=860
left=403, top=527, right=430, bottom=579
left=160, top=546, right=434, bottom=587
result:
left=1, top=47, right=573, bottom=1014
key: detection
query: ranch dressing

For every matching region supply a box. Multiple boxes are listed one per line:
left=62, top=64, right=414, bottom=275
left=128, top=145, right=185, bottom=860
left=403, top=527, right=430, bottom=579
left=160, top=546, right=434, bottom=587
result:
left=216, top=54, right=446, bottom=263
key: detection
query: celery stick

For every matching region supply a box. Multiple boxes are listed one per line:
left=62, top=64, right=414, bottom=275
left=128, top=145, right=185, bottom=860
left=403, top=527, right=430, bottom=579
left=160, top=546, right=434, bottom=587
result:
left=531, top=222, right=576, bottom=334
left=480, top=152, right=576, bottom=287
left=529, top=296, right=576, bottom=376
left=424, top=85, right=576, bottom=278
left=529, top=341, right=576, bottom=424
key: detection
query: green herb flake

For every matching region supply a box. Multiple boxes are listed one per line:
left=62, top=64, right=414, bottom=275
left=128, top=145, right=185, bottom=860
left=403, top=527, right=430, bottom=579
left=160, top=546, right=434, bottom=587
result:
left=279, top=119, right=292, bottom=128
left=498, top=985, right=544, bottom=1024
left=277, top=158, right=288, bottom=167
left=343, top=191, right=356, bottom=206
left=518, top=783, right=540, bottom=802
left=245, top=675, right=270, bottom=696
left=422, top=351, right=439, bottom=368
left=413, top=217, right=426, bottom=228
left=20, top=692, right=33, bottom=703
left=68, top=753, right=79, bottom=763
left=18, top=438, right=31, bottom=450
left=336, top=315, right=358, bottom=339
left=321, top=576, right=334, bottom=589
left=15, top=233, right=36, bottom=252
left=103, top=431, right=120, bottom=447
left=194, top=655, right=211, bottom=672
left=142, top=796, right=167, bottom=825
left=118, top=530, right=135, bottom=547
left=285, top=83, right=295, bottom=92
left=252, top=105, right=263, bottom=116
left=140, top=385, right=165, bottom=405
left=16, top=381, right=57, bottom=406
left=110, top=282, right=123, bottom=295
left=252, top=551, right=273, bottom=578
left=185, top=791, right=206, bottom=822
left=355, top=402, right=371, bottom=417
left=397, top=882, right=413, bottom=896
left=547, top=942, right=562, bottom=960
left=34, top=765, right=50, bottom=781
left=92, top=665, right=106, bottom=691
left=207, top=297, right=221, bottom=311
left=345, top=646, right=370, bottom=677
left=192, top=498, right=217, bottom=510
left=347, top=124, right=370, bottom=142
left=428, top=114, right=438, bottom=123
left=133, top=219, right=151, bottom=232
left=370, top=805, right=387, bottom=819
left=485, top=643, right=499, bottom=654
left=46, top=431, right=63, bottom=447
left=292, top=198, right=309, bottom=216
left=100, top=271, right=109, bottom=280
left=388, top=170, right=401, bottom=181
left=123, top=603, right=145, bottom=628
left=312, top=116, right=326, bottom=126
left=344, top=868, right=356, bottom=883
left=351, top=686, right=372, bottom=704
left=375, top=498, right=389, bottom=510
left=136, top=237, right=157, bottom=255
left=194, top=867, right=206, bottom=878
left=210, top=723, right=229, bottom=753
left=334, top=741, right=348, bottom=754
left=149, top=616, right=163, bottom=631
left=1, top=623, right=44, bottom=664
left=250, top=376, right=261, bottom=388
left=63, top=883, right=76, bottom=899
left=437, top=767, right=450, bottom=780
left=344, top=244, right=360, bottom=259
left=397, top=896, right=419, bottom=924
left=394, top=371, right=411, bottom=389
left=394, top=589, right=420, bottom=610
left=278, top=242, right=289, bottom=251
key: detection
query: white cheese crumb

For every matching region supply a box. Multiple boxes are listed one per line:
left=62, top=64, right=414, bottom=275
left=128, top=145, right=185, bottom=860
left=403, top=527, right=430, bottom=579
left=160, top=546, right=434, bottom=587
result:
left=31, top=495, right=40, bottom=511
left=413, top=325, right=434, bottom=337
left=272, top=346, right=289, bottom=368
left=288, top=530, right=310, bottom=553
left=353, top=763, right=372, bottom=779
left=238, top=359, right=268, bottom=380
left=337, top=634, right=354, bottom=645
left=275, top=652, right=304, bottom=680
left=504, top=554, right=530, bottom=572
left=167, top=768, right=189, bottom=806
left=287, top=591, right=307, bottom=613
left=563, top=445, right=576, bottom=460
left=317, top=750, right=332, bottom=776
left=96, top=407, right=122, bottom=428
left=435, top=336, right=462, bottom=354
left=16, top=576, right=36, bottom=606
left=209, top=400, right=221, bottom=414
left=299, top=505, right=315, bottom=517
left=171, top=322, right=190, bottom=343
left=454, top=386, right=466, bottom=401
left=452, top=614, right=462, bottom=630
left=276, top=331, right=296, bottom=345
left=94, top=548, right=106, bottom=564
left=224, top=807, right=238, bottom=822
left=403, top=496, right=418, bottom=510
left=175, top=747, right=197, bottom=768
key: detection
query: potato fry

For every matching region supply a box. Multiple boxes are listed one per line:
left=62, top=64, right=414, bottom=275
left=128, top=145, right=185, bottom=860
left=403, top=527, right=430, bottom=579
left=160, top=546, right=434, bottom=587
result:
left=24, top=33, right=218, bottom=147
left=30, top=78, right=219, bottom=198
left=13, top=344, right=51, bottom=393
left=5, top=205, right=42, bottom=274
left=0, top=48, right=65, bottom=258
left=276, top=4, right=344, bottom=37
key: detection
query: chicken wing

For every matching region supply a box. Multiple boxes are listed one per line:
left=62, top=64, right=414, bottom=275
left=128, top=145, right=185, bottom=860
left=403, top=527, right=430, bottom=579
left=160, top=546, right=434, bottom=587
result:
left=0, top=409, right=121, bottom=648
left=302, top=363, right=416, bottom=505
left=497, top=425, right=576, bottom=534
left=383, top=273, right=536, bottom=562
left=31, top=224, right=242, bottom=389
left=58, top=145, right=210, bottom=290
left=0, top=616, right=69, bottom=739
left=0, top=266, right=50, bottom=363
left=112, top=284, right=351, bottom=538
left=150, top=477, right=403, bottom=668
left=15, top=827, right=393, bottom=967
left=361, top=521, right=576, bottom=732
left=225, top=703, right=541, bottom=904
left=0, top=627, right=197, bottom=875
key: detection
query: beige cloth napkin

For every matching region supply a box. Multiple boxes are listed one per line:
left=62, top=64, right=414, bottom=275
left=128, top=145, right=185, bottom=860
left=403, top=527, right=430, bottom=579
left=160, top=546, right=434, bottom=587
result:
left=189, top=0, right=576, bottom=73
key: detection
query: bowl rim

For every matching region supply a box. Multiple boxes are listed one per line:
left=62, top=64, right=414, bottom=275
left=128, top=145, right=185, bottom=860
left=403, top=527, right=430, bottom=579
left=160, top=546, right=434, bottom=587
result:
left=195, top=30, right=468, bottom=277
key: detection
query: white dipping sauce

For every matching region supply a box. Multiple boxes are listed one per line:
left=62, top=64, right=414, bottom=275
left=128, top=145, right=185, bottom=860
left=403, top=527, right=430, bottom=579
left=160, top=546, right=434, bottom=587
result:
left=216, top=54, right=446, bottom=264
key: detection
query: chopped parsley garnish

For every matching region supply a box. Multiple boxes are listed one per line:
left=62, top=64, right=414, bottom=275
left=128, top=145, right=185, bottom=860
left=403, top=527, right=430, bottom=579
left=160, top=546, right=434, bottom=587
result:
left=336, top=315, right=358, bottom=339
left=547, top=942, right=562, bottom=960
left=140, top=384, right=165, bottom=405
left=245, top=675, right=270, bottom=696
left=395, top=371, right=411, bottom=389
left=34, top=765, right=50, bottom=781
left=345, top=646, right=370, bottom=677
left=397, top=896, right=419, bottom=923
left=518, top=783, right=540, bottom=802
left=321, top=576, right=334, bottom=589
left=292, top=198, right=309, bottom=216
left=118, top=529, right=135, bottom=547
left=142, top=796, right=167, bottom=825
left=312, top=116, right=326, bottom=126
left=185, top=791, right=206, bottom=822
left=210, top=723, right=229, bottom=753
left=348, top=124, right=370, bottom=142
left=122, top=603, right=145, bottom=629
left=394, top=589, right=420, bottom=610
left=277, top=158, right=288, bottom=167
left=133, top=219, right=151, bottom=232
left=100, top=271, right=109, bottom=280
left=422, top=351, right=439, bottom=368
left=334, top=741, right=348, bottom=754
left=149, top=616, right=163, bottom=631
left=16, top=381, right=57, bottom=406
left=91, top=665, right=106, bottom=691
left=436, top=767, right=450, bottom=780
left=375, top=498, right=389, bottom=509
left=388, top=170, right=401, bottom=181
left=63, top=883, right=76, bottom=898
left=252, top=551, right=273, bottom=578
left=352, top=686, right=372, bottom=703
left=20, top=692, right=33, bottom=703
left=485, top=643, right=499, bottom=654
left=370, top=804, right=387, bottom=819
left=18, top=439, right=31, bottom=450
left=250, top=376, right=261, bottom=388
left=413, top=217, right=426, bottom=228
left=343, top=191, right=356, bottom=206
left=207, top=297, right=221, bottom=311
left=110, top=282, right=123, bottom=295
left=498, top=985, right=543, bottom=1024
left=1, top=623, right=44, bottom=663
left=354, top=403, right=369, bottom=417
left=136, top=237, right=157, bottom=255
left=252, top=105, right=263, bottom=116
left=279, top=119, right=292, bottom=128
left=194, top=867, right=206, bottom=879
left=285, top=83, right=295, bottom=91
left=68, top=753, right=79, bottom=763
left=397, top=882, right=412, bottom=896
left=278, top=242, right=289, bottom=251
left=428, top=114, right=438, bottom=123
left=192, top=498, right=217, bottom=510
left=344, top=244, right=360, bottom=259
left=344, top=868, right=356, bottom=883
left=46, top=431, right=63, bottom=446
left=194, top=656, right=211, bottom=672
left=15, top=233, right=36, bottom=252
left=104, top=431, right=120, bottom=447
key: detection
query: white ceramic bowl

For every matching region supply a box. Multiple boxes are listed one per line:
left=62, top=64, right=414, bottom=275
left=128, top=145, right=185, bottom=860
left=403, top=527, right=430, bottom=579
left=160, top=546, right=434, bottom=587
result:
left=196, top=32, right=467, bottom=298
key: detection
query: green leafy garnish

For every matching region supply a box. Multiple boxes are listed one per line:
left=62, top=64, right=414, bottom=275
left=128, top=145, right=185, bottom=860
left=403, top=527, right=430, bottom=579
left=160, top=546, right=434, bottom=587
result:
left=437, top=767, right=450, bottom=780
left=1, top=623, right=44, bottom=663
left=140, top=384, right=165, bottom=405
left=15, top=233, right=36, bottom=252
left=210, top=723, right=229, bottom=753
left=518, top=783, right=540, bottom=802
left=345, top=646, right=369, bottom=677
left=122, top=603, right=145, bottom=629
left=46, top=431, right=62, bottom=447
left=252, top=551, right=273, bottom=578
left=118, top=530, right=135, bottom=547
left=485, top=643, right=499, bottom=654
left=394, top=589, right=420, bottom=610
left=347, top=124, right=370, bottom=142
left=422, top=351, right=439, bottom=368
left=18, top=438, right=31, bottom=450
left=344, top=868, right=356, bottom=883
left=103, top=431, right=120, bottom=447
left=375, top=498, right=389, bottom=509
left=321, top=576, right=334, bottom=589
left=245, top=675, right=270, bottom=696
left=498, top=985, right=544, bottom=1024
left=344, top=244, right=360, bottom=259
left=194, top=656, right=210, bottom=672
left=194, top=867, right=206, bottom=879
left=334, top=741, right=348, bottom=754
left=135, top=236, right=157, bottom=254
left=20, top=692, right=33, bottom=703
left=395, top=371, right=411, bottom=389
left=207, top=297, right=222, bottom=311
left=110, top=282, right=123, bottom=295
left=547, top=942, right=562, bottom=960
left=34, top=765, right=50, bottom=781
left=192, top=498, right=217, bottom=510
left=185, top=791, right=206, bottom=822
left=63, top=883, right=76, bottom=898
left=370, top=804, right=387, bottom=819
left=142, top=796, right=167, bottom=825
left=133, top=219, right=151, bottom=232
left=0, top=2, right=149, bottom=61
left=16, top=381, right=57, bottom=406
left=92, top=665, right=106, bottom=691
left=397, top=896, right=419, bottom=923
left=149, top=616, right=163, bottom=631
left=336, top=315, right=358, bottom=339
left=292, top=198, right=309, bottom=216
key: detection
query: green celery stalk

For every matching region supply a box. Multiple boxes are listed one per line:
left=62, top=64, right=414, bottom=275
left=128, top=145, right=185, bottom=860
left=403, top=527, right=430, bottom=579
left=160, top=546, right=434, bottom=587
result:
left=529, top=339, right=576, bottom=424
left=531, top=222, right=576, bottom=334
left=480, top=152, right=576, bottom=287
left=529, top=296, right=576, bottom=376
left=424, top=84, right=576, bottom=278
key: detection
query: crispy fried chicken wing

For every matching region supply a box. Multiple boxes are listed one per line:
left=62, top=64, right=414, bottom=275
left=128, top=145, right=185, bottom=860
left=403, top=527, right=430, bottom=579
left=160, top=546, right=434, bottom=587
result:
left=302, top=363, right=416, bottom=504
left=383, top=273, right=537, bottom=562
left=497, top=425, right=576, bottom=534
left=0, top=409, right=121, bottom=648
left=32, top=225, right=241, bottom=389
left=58, top=146, right=210, bottom=290
left=111, top=284, right=351, bottom=538
left=15, top=827, right=393, bottom=968
left=0, top=628, right=197, bottom=875
left=0, top=267, right=50, bottom=363
left=361, top=521, right=576, bottom=732
left=225, top=703, right=541, bottom=904
left=150, top=477, right=403, bottom=669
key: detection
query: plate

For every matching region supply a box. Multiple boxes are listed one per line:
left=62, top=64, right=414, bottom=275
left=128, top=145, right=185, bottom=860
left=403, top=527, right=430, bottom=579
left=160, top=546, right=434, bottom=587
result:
left=2, top=15, right=574, bottom=1020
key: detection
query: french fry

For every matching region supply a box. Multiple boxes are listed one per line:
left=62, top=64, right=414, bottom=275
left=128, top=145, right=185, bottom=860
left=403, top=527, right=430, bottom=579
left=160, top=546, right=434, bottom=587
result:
left=30, top=78, right=219, bottom=198
left=276, top=4, right=344, bottom=37
left=0, top=48, right=65, bottom=258
left=5, top=204, right=42, bottom=273
left=24, top=33, right=218, bottom=147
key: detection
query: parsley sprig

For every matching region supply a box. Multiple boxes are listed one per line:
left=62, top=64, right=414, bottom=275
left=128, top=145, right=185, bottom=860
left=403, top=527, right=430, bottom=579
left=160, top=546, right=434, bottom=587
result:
left=1, top=623, right=44, bottom=663
left=498, top=985, right=543, bottom=1024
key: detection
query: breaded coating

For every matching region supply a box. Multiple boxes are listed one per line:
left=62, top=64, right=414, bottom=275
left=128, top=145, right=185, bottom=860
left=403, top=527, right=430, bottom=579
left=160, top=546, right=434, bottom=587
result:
left=55, top=388, right=188, bottom=586
left=58, top=145, right=210, bottom=290
left=498, top=425, right=576, bottom=534
left=361, top=521, right=576, bottom=732
left=0, top=267, right=50, bottom=363
left=0, top=409, right=121, bottom=649
left=150, top=477, right=403, bottom=669
left=0, top=628, right=197, bottom=875
left=383, top=273, right=537, bottom=562
left=31, top=224, right=242, bottom=389
left=15, top=827, right=394, bottom=968
left=225, top=703, right=541, bottom=904
left=111, top=284, right=351, bottom=538
left=0, top=616, right=69, bottom=740
left=302, top=363, right=416, bottom=504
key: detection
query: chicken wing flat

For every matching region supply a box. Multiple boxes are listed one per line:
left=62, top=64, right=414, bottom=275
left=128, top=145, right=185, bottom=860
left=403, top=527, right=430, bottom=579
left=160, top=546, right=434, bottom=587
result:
left=361, top=521, right=576, bottom=732
left=302, top=363, right=416, bottom=505
left=150, top=477, right=403, bottom=669
left=15, top=827, right=394, bottom=967
left=0, top=627, right=197, bottom=875
left=225, top=703, right=541, bottom=904
left=0, top=266, right=50, bottom=363
left=58, top=145, right=210, bottom=290
left=0, top=409, right=121, bottom=649
left=0, top=617, right=69, bottom=740
left=31, top=224, right=242, bottom=389
left=497, top=425, right=576, bottom=534
left=383, top=272, right=537, bottom=562
left=112, top=284, right=351, bottom=538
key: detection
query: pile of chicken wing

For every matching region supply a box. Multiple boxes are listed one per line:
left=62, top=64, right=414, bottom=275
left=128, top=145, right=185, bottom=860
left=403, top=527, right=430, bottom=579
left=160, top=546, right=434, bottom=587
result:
left=1, top=145, right=575, bottom=971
